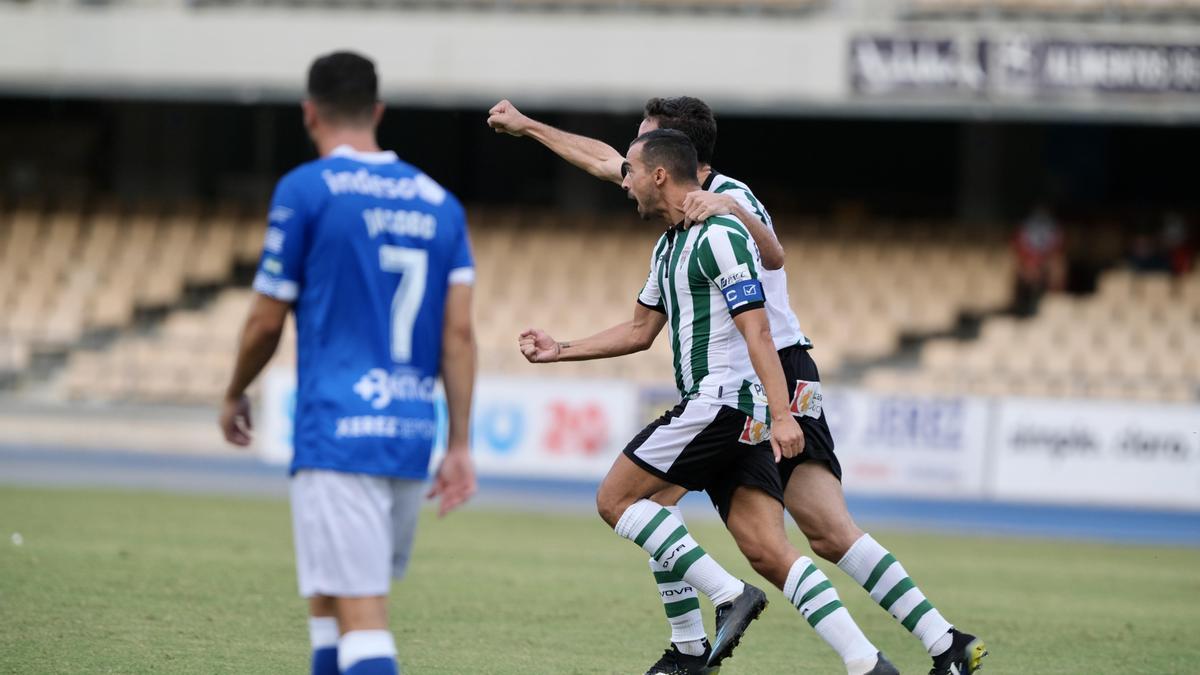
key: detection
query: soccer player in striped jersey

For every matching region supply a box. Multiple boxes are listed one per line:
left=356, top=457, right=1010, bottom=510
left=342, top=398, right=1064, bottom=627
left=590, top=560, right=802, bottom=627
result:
left=521, top=130, right=897, bottom=675
left=493, top=99, right=987, bottom=675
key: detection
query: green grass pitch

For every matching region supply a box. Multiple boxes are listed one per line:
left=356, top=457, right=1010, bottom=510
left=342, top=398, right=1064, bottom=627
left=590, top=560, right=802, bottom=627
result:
left=2, top=486, right=1198, bottom=673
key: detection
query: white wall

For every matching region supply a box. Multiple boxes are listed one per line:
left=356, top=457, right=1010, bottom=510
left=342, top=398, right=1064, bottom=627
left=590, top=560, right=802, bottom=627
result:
left=0, top=5, right=846, bottom=112
left=5, top=5, right=1200, bottom=120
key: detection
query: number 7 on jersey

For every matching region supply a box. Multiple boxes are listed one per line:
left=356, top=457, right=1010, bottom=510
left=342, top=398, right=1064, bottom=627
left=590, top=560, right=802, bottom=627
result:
left=379, top=244, right=428, bottom=364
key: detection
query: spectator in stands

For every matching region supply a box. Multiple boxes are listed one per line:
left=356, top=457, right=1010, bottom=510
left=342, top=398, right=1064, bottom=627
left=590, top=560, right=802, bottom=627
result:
left=1161, top=213, right=1194, bottom=276
left=1126, top=230, right=1171, bottom=274
left=1013, top=205, right=1066, bottom=315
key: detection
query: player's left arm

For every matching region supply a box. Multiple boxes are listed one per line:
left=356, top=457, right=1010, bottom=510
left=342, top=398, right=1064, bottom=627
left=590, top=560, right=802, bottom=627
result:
left=683, top=190, right=785, bottom=270
left=220, top=294, right=289, bottom=446
left=732, top=308, right=803, bottom=462
left=429, top=208, right=478, bottom=517
left=430, top=281, right=478, bottom=517
left=698, top=226, right=802, bottom=460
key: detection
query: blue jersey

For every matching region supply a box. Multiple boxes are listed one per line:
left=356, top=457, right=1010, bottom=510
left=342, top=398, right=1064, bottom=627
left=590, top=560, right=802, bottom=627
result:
left=254, top=145, right=474, bottom=479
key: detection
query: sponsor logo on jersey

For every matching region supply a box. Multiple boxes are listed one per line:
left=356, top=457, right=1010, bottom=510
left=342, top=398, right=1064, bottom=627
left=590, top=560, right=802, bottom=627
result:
left=740, top=416, right=772, bottom=445
left=334, top=415, right=437, bottom=439
left=352, top=368, right=437, bottom=409
left=322, top=168, right=446, bottom=205
left=268, top=206, right=294, bottom=224
left=789, top=380, right=823, bottom=419
left=715, top=264, right=751, bottom=290
left=263, top=227, right=286, bottom=254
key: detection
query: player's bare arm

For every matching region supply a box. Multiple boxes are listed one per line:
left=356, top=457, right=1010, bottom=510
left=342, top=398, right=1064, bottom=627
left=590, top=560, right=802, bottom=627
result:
left=429, top=283, right=477, bottom=517
left=519, top=303, right=667, bottom=364
left=219, top=293, right=290, bottom=446
left=488, top=99, right=625, bottom=185
left=732, top=307, right=805, bottom=462
left=684, top=191, right=786, bottom=270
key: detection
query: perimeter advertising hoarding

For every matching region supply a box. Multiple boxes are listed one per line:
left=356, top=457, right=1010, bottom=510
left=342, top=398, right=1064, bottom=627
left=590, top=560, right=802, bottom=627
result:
left=827, top=389, right=990, bottom=498
left=260, top=370, right=638, bottom=481
left=990, top=397, right=1200, bottom=509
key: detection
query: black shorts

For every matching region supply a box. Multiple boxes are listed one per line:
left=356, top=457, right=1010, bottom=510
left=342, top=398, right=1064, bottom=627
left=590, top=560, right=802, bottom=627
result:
left=776, top=345, right=842, bottom=486
left=623, top=398, right=785, bottom=518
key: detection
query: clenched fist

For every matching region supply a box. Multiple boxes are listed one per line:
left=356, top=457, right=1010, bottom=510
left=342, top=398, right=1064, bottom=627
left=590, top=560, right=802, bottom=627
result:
left=518, top=328, right=561, bottom=363
left=488, top=99, right=532, bottom=137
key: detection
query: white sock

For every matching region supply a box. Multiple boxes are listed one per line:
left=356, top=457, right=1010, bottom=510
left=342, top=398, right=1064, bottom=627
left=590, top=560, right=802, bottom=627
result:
left=338, top=630, right=397, bottom=673
left=650, top=559, right=707, bottom=647
left=615, top=499, right=744, bottom=606
left=929, top=630, right=953, bottom=656
left=784, top=557, right=878, bottom=669
left=648, top=506, right=707, bottom=647
left=838, top=534, right=954, bottom=653
left=308, top=616, right=339, bottom=650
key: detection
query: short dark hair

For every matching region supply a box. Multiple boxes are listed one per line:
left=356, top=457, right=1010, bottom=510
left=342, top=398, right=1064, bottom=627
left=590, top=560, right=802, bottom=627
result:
left=307, top=51, right=379, bottom=124
left=631, top=129, right=698, bottom=184
left=643, top=96, right=717, bottom=165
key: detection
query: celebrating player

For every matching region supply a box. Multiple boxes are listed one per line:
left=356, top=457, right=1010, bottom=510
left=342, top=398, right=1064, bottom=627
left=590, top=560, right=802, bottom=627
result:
left=520, top=129, right=898, bottom=675
left=220, top=52, right=478, bottom=675
left=494, top=98, right=987, bottom=675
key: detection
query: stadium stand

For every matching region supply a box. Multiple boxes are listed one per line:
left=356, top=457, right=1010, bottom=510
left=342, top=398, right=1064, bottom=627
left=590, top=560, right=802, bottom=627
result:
left=864, top=268, right=1200, bottom=402
left=18, top=199, right=1192, bottom=405
left=34, top=203, right=1017, bottom=402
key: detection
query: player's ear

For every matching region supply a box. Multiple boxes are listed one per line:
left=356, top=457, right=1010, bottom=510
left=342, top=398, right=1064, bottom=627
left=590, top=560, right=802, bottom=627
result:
left=653, top=166, right=667, bottom=187
left=371, top=101, right=385, bottom=127
left=301, top=100, right=318, bottom=133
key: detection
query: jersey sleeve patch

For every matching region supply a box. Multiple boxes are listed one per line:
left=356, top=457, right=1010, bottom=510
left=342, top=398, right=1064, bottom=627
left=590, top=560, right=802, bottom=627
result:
left=723, top=278, right=764, bottom=313
left=715, top=263, right=752, bottom=291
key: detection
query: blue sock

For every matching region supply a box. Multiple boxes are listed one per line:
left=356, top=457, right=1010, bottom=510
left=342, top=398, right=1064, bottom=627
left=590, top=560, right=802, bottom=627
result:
left=344, top=657, right=398, bottom=675
left=311, top=647, right=338, bottom=675
left=339, top=630, right=398, bottom=675
left=308, top=617, right=340, bottom=675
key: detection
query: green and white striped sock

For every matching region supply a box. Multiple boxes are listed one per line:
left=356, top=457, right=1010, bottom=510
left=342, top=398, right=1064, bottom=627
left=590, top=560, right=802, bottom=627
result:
left=649, top=507, right=706, bottom=646
left=615, top=499, right=744, bottom=606
left=783, top=557, right=879, bottom=669
left=837, top=534, right=954, bottom=654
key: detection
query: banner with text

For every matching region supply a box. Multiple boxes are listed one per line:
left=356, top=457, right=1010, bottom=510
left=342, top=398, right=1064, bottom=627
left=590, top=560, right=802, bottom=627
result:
left=259, top=370, right=638, bottom=481
left=990, top=397, right=1200, bottom=509
left=851, top=33, right=1200, bottom=99
left=826, top=390, right=991, bottom=498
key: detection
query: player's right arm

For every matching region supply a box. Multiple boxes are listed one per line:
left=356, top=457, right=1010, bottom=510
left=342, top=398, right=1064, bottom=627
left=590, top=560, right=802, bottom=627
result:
left=220, top=172, right=310, bottom=446
left=519, top=302, right=666, bottom=363
left=487, top=99, right=625, bottom=185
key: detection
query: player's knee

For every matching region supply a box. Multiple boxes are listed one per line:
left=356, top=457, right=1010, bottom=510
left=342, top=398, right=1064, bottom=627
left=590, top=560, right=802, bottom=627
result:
left=806, top=523, right=864, bottom=562
left=594, top=488, right=628, bottom=529
left=736, top=536, right=792, bottom=588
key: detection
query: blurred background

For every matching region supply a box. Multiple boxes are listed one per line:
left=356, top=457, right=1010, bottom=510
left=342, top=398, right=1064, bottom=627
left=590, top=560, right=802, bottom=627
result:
left=0, top=0, right=1198, bottom=529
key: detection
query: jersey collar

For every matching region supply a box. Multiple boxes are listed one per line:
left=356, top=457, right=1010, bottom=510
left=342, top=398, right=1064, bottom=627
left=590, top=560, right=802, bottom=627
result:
left=700, top=168, right=718, bottom=191
left=329, top=144, right=399, bottom=165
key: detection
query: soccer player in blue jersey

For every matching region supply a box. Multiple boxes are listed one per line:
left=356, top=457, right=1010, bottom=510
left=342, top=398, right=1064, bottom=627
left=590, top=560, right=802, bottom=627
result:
left=219, top=52, right=477, bottom=675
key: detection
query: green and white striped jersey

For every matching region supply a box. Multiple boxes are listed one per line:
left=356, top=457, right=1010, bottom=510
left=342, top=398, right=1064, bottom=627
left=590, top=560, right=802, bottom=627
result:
left=638, top=215, right=769, bottom=421
left=703, top=171, right=812, bottom=351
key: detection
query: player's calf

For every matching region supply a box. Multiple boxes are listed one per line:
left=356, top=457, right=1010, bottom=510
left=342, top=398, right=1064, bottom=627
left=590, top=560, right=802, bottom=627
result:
left=308, top=616, right=339, bottom=675
left=338, top=630, right=398, bottom=675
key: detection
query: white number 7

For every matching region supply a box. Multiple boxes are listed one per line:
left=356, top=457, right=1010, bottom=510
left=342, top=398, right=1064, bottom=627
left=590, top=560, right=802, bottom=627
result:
left=379, top=245, right=428, bottom=364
